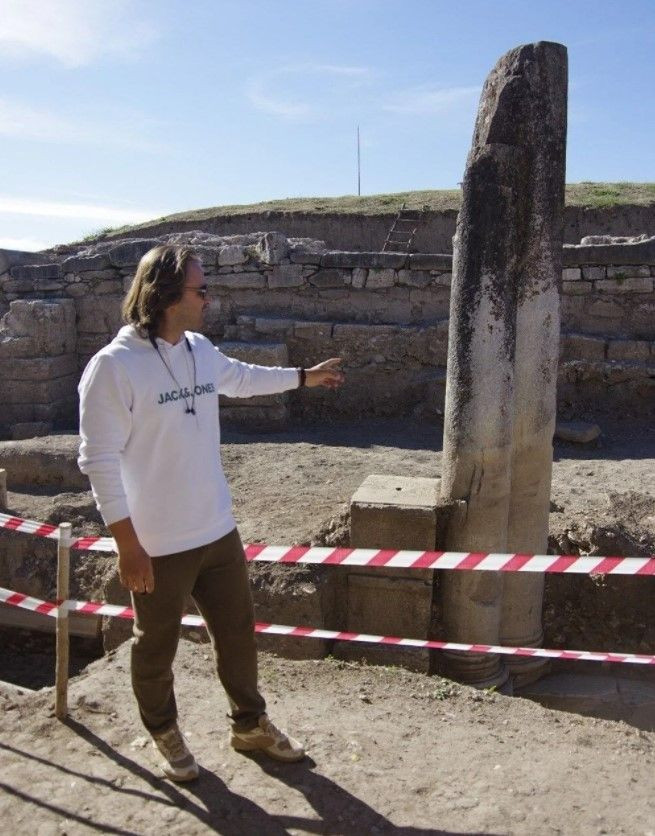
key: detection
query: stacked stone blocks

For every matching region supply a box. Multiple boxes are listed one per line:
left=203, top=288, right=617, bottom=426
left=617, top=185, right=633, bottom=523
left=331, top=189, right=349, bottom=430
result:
left=0, top=231, right=654, bottom=436
left=0, top=298, right=77, bottom=432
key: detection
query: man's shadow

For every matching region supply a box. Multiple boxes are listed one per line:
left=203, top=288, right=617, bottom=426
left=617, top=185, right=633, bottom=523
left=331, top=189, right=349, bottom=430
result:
left=61, top=717, right=286, bottom=835
left=59, top=718, right=490, bottom=835
left=237, top=751, right=493, bottom=836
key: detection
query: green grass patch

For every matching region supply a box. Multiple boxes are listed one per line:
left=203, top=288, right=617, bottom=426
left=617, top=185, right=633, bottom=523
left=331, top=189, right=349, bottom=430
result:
left=86, top=182, right=655, bottom=243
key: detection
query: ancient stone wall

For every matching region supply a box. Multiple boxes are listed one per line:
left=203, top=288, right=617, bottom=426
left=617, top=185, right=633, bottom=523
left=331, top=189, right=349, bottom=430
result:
left=91, top=203, right=655, bottom=253
left=0, top=231, right=653, bottom=437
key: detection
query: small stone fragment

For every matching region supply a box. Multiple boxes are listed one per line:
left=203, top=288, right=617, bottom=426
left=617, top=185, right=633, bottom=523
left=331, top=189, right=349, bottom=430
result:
left=554, top=421, right=601, bottom=444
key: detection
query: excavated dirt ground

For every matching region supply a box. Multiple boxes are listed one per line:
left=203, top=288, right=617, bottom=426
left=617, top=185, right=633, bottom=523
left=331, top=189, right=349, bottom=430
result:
left=1, top=416, right=655, bottom=833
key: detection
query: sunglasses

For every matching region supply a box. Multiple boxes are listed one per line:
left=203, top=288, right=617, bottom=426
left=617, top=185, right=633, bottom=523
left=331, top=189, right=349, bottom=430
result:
left=185, top=284, right=209, bottom=299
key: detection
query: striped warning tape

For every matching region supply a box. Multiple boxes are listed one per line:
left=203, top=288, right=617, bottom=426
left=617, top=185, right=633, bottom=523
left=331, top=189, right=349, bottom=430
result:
left=0, top=511, right=116, bottom=551
left=1, top=585, right=653, bottom=667
left=2, top=511, right=654, bottom=575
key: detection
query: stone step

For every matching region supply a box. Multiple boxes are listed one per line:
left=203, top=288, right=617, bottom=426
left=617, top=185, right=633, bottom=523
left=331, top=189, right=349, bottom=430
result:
left=0, top=249, right=51, bottom=274
left=561, top=333, right=655, bottom=364
left=559, top=359, right=655, bottom=409
left=9, top=263, right=62, bottom=280
left=0, top=434, right=87, bottom=490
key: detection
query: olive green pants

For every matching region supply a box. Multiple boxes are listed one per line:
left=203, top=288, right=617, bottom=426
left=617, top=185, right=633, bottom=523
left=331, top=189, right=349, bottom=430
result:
left=130, top=527, right=265, bottom=734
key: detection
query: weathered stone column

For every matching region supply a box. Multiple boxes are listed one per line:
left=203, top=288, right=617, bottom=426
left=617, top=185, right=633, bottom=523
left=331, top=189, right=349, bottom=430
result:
left=501, top=43, right=568, bottom=685
left=440, top=42, right=567, bottom=687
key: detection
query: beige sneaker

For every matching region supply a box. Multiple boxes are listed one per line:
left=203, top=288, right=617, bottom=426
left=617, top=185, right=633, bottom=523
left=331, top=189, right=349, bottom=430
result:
left=152, top=724, right=199, bottom=782
left=230, top=714, right=305, bottom=762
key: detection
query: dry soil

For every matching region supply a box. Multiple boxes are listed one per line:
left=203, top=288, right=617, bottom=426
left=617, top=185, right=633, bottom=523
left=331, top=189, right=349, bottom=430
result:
left=1, top=416, right=654, bottom=834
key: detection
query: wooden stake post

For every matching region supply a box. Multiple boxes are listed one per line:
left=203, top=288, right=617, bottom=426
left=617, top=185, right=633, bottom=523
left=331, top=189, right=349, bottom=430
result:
left=55, top=522, right=72, bottom=720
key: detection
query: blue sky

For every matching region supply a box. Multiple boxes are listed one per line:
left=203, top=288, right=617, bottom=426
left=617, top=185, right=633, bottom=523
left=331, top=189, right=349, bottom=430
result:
left=1, top=0, right=654, bottom=250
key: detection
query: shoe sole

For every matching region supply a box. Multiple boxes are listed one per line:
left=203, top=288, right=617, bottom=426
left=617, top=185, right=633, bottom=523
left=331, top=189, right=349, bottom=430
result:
left=230, top=738, right=305, bottom=762
left=160, top=766, right=200, bottom=782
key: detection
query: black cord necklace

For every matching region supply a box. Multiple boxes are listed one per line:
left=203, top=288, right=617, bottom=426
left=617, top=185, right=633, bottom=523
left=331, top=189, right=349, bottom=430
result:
left=150, top=333, right=197, bottom=415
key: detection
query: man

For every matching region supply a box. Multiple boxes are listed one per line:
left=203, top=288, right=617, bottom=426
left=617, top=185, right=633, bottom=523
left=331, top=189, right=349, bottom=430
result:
left=78, top=244, right=344, bottom=781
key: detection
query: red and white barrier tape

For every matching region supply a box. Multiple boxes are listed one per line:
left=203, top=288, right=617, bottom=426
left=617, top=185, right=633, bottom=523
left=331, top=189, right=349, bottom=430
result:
left=2, top=585, right=654, bottom=667
left=2, top=511, right=655, bottom=575
left=242, top=544, right=655, bottom=576
left=0, top=511, right=115, bottom=551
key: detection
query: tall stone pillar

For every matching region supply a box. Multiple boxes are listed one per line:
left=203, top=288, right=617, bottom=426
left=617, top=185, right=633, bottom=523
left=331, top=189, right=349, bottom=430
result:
left=440, top=42, right=567, bottom=687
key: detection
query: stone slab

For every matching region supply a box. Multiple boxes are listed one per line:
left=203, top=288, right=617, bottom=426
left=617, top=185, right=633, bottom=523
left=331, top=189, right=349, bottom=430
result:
left=4, top=374, right=78, bottom=404
left=554, top=421, right=601, bottom=444
left=562, top=281, right=591, bottom=295
left=333, top=475, right=442, bottom=672
left=211, top=272, right=266, bottom=289
left=10, top=264, right=62, bottom=281
left=365, top=269, right=396, bottom=289
left=606, top=265, right=652, bottom=279
left=268, top=264, right=304, bottom=288
left=253, top=317, right=295, bottom=337
left=255, top=231, right=289, bottom=265
left=218, top=341, right=289, bottom=366
left=2, top=299, right=76, bottom=356
left=10, top=422, right=52, bottom=440
left=307, top=269, right=345, bottom=289
left=293, top=321, right=333, bottom=340
left=351, top=474, right=440, bottom=512
left=0, top=434, right=88, bottom=490
left=560, top=333, right=606, bottom=362
left=107, top=240, right=155, bottom=268
left=0, top=354, right=77, bottom=381
left=217, top=244, right=248, bottom=266
left=409, top=253, right=453, bottom=271
left=562, top=237, right=655, bottom=266
left=321, top=251, right=408, bottom=270
left=596, top=277, right=653, bottom=294
left=606, top=340, right=651, bottom=362
left=62, top=254, right=111, bottom=273
left=0, top=248, right=50, bottom=274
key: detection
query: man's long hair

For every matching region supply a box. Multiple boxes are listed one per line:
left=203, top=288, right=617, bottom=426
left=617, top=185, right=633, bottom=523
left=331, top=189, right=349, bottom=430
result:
left=122, top=244, right=199, bottom=336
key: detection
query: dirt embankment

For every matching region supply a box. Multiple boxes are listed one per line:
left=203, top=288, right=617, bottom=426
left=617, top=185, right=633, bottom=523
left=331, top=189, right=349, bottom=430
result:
left=2, top=417, right=655, bottom=656
left=1, top=417, right=655, bottom=833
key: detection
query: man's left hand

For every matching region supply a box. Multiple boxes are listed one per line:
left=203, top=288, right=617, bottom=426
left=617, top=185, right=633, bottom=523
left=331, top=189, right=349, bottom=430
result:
left=305, top=357, right=345, bottom=389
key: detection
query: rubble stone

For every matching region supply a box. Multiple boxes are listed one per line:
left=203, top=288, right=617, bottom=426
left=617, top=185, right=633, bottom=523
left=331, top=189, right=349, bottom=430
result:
left=555, top=421, right=601, bottom=444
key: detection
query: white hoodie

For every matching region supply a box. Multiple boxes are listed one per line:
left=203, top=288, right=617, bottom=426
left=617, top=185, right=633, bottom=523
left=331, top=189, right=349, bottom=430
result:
left=78, top=325, right=299, bottom=556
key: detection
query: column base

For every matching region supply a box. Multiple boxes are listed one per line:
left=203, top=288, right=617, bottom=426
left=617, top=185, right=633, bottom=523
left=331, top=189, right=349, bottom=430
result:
left=506, top=656, right=551, bottom=688
left=440, top=651, right=512, bottom=692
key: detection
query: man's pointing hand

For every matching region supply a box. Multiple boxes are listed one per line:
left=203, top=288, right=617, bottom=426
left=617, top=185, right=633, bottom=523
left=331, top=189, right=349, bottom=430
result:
left=304, top=357, right=345, bottom=389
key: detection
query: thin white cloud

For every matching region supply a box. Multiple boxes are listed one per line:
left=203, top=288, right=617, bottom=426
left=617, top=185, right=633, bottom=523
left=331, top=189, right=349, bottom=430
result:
left=0, top=235, right=52, bottom=252
left=0, top=97, right=163, bottom=151
left=246, top=64, right=374, bottom=120
left=383, top=85, right=481, bottom=115
left=306, top=65, right=372, bottom=78
left=0, top=195, right=159, bottom=224
left=0, top=0, right=158, bottom=68
left=245, top=79, right=315, bottom=119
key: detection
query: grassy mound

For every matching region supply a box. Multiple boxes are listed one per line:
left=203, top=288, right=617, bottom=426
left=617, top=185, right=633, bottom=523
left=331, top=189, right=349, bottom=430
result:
left=88, top=182, right=655, bottom=242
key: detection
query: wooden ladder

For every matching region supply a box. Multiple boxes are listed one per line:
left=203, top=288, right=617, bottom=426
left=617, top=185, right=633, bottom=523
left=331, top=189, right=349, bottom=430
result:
left=382, top=203, right=423, bottom=252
